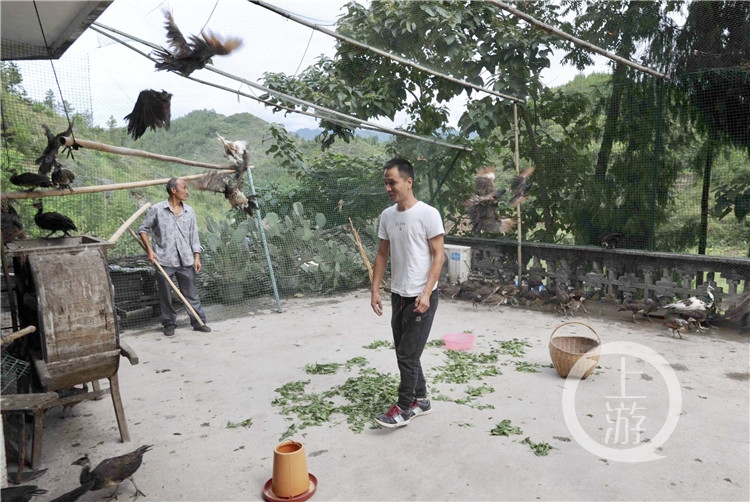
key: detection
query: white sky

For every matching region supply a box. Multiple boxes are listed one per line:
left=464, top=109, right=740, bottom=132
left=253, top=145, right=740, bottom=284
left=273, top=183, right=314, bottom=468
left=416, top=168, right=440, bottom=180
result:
left=14, top=0, right=610, bottom=132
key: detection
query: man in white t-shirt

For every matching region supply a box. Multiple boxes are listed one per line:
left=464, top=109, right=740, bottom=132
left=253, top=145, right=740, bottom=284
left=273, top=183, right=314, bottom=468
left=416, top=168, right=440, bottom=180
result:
left=371, top=157, right=445, bottom=428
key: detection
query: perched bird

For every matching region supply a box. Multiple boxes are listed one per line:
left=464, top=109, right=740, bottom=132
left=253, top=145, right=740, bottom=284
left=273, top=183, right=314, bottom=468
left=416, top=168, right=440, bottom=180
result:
left=73, top=445, right=153, bottom=500
left=508, top=166, right=535, bottom=208
left=9, top=169, right=52, bottom=192
left=664, top=314, right=698, bottom=339
left=36, top=124, right=73, bottom=176
left=618, top=298, right=657, bottom=323
left=153, top=10, right=242, bottom=77
left=123, top=89, right=172, bottom=141
left=601, top=232, right=623, bottom=249
left=1, top=200, right=26, bottom=242
left=55, top=383, right=88, bottom=418
left=32, top=201, right=77, bottom=238
left=216, top=133, right=247, bottom=167
left=51, top=165, right=75, bottom=192
left=1, top=485, right=47, bottom=502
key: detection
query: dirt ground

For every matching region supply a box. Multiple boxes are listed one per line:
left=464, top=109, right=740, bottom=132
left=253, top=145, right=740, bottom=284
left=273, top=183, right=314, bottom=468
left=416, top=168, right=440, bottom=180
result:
left=10, top=290, right=750, bottom=501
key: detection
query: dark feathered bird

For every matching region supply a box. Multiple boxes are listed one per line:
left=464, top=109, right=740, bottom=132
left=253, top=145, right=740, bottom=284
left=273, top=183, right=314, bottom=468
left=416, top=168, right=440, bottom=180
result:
left=73, top=445, right=153, bottom=500
left=32, top=201, right=77, bottom=238
left=216, top=133, right=248, bottom=168
left=2, top=200, right=26, bottom=242
left=601, top=232, right=623, bottom=249
left=51, top=165, right=75, bottom=192
left=49, top=481, right=95, bottom=502
left=464, top=166, right=529, bottom=235
left=508, top=166, right=535, bottom=208
left=618, top=298, right=657, bottom=323
left=124, top=89, right=172, bottom=141
left=1, top=485, right=47, bottom=502
left=36, top=124, right=73, bottom=176
left=55, top=383, right=88, bottom=418
left=153, top=10, right=242, bottom=77
left=9, top=169, right=53, bottom=192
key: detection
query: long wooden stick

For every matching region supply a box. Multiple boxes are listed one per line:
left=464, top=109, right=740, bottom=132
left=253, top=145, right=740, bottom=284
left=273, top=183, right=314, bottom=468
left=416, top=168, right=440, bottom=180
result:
left=122, top=221, right=205, bottom=328
left=109, top=202, right=152, bottom=244
left=61, top=137, right=233, bottom=170
left=2, top=170, right=234, bottom=200
left=1, top=325, right=36, bottom=346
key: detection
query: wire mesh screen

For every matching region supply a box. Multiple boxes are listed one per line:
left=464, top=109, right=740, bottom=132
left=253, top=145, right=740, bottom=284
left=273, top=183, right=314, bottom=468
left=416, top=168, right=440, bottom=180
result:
left=2, top=1, right=749, bottom=333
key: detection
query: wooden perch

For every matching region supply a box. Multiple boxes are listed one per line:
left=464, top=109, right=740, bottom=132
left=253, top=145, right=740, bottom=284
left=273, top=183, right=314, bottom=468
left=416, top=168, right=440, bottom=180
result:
left=109, top=202, right=152, bottom=244
left=2, top=170, right=235, bottom=200
left=1, top=325, right=36, bottom=346
left=61, top=136, right=233, bottom=170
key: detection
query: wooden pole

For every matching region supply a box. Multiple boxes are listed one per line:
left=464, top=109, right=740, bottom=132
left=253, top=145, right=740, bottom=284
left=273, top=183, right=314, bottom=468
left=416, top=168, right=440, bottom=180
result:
left=61, top=137, right=234, bottom=170
left=109, top=203, right=152, bottom=244
left=122, top=221, right=206, bottom=328
left=514, top=103, right=523, bottom=283
left=1, top=325, right=36, bottom=346
left=2, top=170, right=234, bottom=200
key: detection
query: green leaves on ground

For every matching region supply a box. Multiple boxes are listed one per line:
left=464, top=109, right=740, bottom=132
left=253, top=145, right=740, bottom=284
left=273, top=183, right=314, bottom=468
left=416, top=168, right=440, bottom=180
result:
left=226, top=418, right=253, bottom=428
left=305, top=362, right=341, bottom=374
left=431, top=349, right=500, bottom=384
left=363, top=339, right=395, bottom=350
left=522, top=437, right=552, bottom=456
left=490, top=419, right=523, bottom=437
left=496, top=338, right=533, bottom=358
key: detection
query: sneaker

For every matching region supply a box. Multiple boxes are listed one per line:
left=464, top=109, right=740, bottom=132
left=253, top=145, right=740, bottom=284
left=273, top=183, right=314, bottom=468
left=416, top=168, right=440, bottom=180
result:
left=374, top=404, right=410, bottom=428
left=409, top=398, right=432, bottom=418
left=164, top=325, right=176, bottom=337
left=193, top=325, right=212, bottom=333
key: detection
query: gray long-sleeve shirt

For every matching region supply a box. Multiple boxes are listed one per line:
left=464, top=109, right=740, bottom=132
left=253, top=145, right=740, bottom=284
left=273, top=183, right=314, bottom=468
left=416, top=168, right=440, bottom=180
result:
left=137, top=200, right=203, bottom=267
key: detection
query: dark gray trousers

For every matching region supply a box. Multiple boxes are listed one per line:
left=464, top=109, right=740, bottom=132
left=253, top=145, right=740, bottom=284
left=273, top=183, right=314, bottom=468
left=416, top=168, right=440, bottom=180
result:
left=390, top=290, right=439, bottom=410
left=156, top=265, right=207, bottom=329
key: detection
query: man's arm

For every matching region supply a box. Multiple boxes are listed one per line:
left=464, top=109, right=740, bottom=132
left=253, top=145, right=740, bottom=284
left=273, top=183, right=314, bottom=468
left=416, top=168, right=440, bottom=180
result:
left=370, top=239, right=390, bottom=316
left=414, top=233, right=445, bottom=314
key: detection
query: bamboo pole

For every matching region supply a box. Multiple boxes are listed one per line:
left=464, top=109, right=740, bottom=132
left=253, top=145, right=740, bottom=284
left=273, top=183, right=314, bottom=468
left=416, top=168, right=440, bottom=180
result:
left=1, top=326, right=36, bottom=346
left=514, top=103, right=523, bottom=283
left=2, top=170, right=234, bottom=200
left=108, top=202, right=152, bottom=244
left=61, top=137, right=234, bottom=170
left=122, top=221, right=206, bottom=328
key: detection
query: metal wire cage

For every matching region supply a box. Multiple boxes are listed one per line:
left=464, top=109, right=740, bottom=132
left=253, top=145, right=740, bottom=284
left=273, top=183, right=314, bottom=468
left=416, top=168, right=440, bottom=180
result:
left=1, top=351, right=30, bottom=394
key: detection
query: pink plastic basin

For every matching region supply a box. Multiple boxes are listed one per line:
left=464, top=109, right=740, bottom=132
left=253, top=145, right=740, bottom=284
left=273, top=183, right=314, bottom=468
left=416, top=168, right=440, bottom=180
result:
left=442, top=332, right=476, bottom=351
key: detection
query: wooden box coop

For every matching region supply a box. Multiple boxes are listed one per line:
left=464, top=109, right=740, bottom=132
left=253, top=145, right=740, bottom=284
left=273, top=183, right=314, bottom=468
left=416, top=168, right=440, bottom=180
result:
left=3, top=235, right=138, bottom=467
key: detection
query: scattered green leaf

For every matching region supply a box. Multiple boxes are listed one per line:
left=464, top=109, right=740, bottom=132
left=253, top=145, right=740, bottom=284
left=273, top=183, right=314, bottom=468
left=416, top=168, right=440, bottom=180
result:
left=522, top=437, right=552, bottom=456
left=514, top=361, right=541, bottom=373
left=490, top=419, right=523, bottom=437
left=496, top=338, right=533, bottom=358
left=363, top=339, right=395, bottom=350
left=226, top=418, right=253, bottom=429
left=155, top=369, right=171, bottom=374
left=305, top=362, right=341, bottom=374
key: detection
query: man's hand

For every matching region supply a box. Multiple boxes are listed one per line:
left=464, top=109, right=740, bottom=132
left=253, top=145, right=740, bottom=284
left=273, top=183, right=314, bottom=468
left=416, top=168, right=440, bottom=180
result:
left=371, top=290, right=383, bottom=316
left=194, top=254, right=202, bottom=273
left=146, top=249, right=158, bottom=264
left=414, top=294, right=430, bottom=314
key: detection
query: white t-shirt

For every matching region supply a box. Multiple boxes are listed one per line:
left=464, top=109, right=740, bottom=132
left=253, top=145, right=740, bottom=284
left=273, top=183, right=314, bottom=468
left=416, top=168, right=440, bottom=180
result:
left=378, top=200, right=445, bottom=297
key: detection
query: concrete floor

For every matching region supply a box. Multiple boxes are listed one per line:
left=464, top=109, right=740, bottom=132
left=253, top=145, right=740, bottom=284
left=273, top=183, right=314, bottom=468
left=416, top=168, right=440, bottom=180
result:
left=15, top=290, right=750, bottom=501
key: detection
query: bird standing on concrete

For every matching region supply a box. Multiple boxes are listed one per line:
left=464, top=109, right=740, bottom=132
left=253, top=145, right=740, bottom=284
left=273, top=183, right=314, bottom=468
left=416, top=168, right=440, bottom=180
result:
left=72, top=445, right=153, bottom=500
left=153, top=10, right=242, bottom=77
left=1, top=485, right=47, bottom=502
left=123, top=89, right=172, bottom=141
left=618, top=298, right=657, bottom=323
left=32, top=202, right=77, bottom=238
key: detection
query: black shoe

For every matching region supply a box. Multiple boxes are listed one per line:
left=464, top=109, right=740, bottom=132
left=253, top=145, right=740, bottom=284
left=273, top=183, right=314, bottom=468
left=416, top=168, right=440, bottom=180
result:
left=164, top=325, right=176, bottom=337
left=193, top=325, right=212, bottom=333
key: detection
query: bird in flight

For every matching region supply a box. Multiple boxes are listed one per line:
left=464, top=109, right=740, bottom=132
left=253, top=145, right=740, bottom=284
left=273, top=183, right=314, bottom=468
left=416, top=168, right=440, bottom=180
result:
left=153, top=10, right=242, bottom=77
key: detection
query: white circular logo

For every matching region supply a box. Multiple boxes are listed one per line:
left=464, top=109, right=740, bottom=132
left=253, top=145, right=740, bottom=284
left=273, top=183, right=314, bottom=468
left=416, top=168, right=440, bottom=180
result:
left=562, top=341, right=682, bottom=463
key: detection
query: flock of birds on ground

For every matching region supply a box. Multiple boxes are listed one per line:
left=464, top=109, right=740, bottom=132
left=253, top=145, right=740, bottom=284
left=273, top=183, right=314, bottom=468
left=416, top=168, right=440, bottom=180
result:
left=2, top=9, right=251, bottom=243
left=438, top=275, right=749, bottom=338
left=1, top=445, right=152, bottom=502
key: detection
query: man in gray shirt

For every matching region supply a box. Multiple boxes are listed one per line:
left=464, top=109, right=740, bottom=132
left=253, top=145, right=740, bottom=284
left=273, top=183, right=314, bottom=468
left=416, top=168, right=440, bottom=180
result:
left=138, top=177, right=212, bottom=336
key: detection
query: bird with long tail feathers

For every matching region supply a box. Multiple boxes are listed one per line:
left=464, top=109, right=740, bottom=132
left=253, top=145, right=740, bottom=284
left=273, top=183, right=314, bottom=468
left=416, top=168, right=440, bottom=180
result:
left=153, top=10, right=242, bottom=77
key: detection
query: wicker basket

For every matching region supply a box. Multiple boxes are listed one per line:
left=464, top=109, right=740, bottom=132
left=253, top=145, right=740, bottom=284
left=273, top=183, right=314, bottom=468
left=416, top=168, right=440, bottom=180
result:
left=548, top=322, right=601, bottom=379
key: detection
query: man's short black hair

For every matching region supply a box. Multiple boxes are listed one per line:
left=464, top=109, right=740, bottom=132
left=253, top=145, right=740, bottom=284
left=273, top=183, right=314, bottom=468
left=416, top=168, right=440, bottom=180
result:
left=166, top=177, right=179, bottom=195
left=383, top=157, right=414, bottom=181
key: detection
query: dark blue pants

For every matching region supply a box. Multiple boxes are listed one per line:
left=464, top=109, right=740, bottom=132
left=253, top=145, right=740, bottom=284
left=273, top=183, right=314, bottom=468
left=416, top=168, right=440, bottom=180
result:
left=156, top=265, right=207, bottom=329
left=391, top=290, right=439, bottom=410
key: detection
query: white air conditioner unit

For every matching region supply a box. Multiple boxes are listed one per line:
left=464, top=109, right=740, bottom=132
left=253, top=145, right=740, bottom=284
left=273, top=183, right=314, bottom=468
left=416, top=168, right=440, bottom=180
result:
left=444, top=244, right=471, bottom=283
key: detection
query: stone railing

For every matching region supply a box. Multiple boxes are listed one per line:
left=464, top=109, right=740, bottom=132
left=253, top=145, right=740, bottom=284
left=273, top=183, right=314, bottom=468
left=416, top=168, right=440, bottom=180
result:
left=445, top=236, right=750, bottom=307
